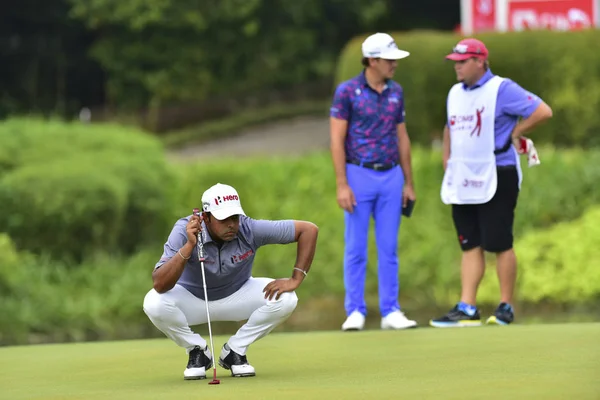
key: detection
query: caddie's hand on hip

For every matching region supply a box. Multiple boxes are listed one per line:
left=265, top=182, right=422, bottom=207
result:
left=402, top=184, right=416, bottom=207
left=263, top=278, right=301, bottom=301
left=336, top=183, right=357, bottom=213
left=512, top=135, right=526, bottom=154
left=186, top=214, right=203, bottom=246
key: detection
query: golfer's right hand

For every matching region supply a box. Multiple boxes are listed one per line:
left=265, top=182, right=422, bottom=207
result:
left=336, top=183, right=357, bottom=213
left=186, top=214, right=203, bottom=245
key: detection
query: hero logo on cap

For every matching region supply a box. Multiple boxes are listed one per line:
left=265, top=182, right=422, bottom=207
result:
left=211, top=194, right=239, bottom=206
left=200, top=183, right=246, bottom=220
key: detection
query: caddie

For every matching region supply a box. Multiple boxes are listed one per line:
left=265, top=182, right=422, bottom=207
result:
left=430, top=38, right=553, bottom=328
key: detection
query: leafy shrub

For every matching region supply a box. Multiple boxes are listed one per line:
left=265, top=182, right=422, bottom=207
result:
left=0, top=118, right=176, bottom=261
left=478, top=207, right=600, bottom=305
left=2, top=147, right=600, bottom=345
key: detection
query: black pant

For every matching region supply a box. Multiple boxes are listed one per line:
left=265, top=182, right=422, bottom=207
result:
left=451, top=167, right=519, bottom=253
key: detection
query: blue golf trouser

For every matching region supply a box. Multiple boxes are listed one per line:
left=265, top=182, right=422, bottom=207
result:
left=343, top=163, right=404, bottom=317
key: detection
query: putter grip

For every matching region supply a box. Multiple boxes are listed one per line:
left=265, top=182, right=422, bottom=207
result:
left=197, top=237, right=205, bottom=260
left=193, top=208, right=205, bottom=261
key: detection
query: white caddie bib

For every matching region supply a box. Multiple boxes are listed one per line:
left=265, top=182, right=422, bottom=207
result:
left=441, top=76, right=505, bottom=205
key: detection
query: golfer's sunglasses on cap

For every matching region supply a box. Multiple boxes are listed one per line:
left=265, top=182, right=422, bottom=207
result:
left=451, top=44, right=483, bottom=56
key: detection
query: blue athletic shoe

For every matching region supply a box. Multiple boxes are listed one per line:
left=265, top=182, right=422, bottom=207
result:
left=486, top=303, right=514, bottom=325
left=430, top=304, right=482, bottom=328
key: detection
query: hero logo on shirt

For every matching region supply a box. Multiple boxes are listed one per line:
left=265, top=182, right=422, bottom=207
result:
left=231, top=249, right=254, bottom=263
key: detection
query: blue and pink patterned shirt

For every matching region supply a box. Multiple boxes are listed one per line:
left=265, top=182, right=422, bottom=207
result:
left=330, top=71, right=405, bottom=164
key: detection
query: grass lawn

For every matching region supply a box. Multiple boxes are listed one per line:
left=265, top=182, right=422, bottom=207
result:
left=1, top=323, right=598, bottom=400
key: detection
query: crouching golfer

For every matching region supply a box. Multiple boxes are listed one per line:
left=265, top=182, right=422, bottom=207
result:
left=143, top=183, right=319, bottom=380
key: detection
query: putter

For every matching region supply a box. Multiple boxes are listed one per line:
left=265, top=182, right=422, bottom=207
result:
left=193, top=208, right=221, bottom=385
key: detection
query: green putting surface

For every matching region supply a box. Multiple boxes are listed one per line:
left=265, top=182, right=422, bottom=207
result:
left=1, top=323, right=599, bottom=400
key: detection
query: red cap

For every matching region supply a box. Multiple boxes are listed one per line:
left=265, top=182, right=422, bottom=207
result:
left=445, top=38, right=489, bottom=61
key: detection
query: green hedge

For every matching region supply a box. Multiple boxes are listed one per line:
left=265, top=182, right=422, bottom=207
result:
left=335, top=30, right=600, bottom=147
left=2, top=147, right=600, bottom=344
left=478, top=207, right=600, bottom=305
left=0, top=118, right=176, bottom=261
left=0, top=235, right=158, bottom=345
left=0, top=118, right=166, bottom=174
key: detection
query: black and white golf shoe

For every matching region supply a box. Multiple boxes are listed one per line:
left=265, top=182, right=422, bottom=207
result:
left=218, top=343, right=256, bottom=377
left=183, top=345, right=213, bottom=380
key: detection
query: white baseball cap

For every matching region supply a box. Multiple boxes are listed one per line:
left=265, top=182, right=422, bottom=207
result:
left=361, top=33, right=410, bottom=60
left=201, top=183, right=246, bottom=220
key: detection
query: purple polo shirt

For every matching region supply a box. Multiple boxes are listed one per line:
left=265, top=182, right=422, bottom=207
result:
left=330, top=71, right=405, bottom=164
left=449, top=69, right=543, bottom=166
left=154, top=215, right=295, bottom=300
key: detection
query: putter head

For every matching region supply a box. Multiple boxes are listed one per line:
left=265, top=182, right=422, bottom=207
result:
left=208, top=369, right=220, bottom=384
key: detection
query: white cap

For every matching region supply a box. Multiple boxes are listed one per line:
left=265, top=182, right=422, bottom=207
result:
left=201, top=183, right=246, bottom=220
left=361, top=33, right=410, bottom=60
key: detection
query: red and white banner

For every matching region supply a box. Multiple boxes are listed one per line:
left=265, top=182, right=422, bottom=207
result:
left=461, top=0, right=599, bottom=34
left=474, top=0, right=497, bottom=32
left=461, top=0, right=497, bottom=34
left=508, top=0, right=597, bottom=31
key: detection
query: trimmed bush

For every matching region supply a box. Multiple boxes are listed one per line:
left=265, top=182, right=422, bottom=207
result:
left=0, top=160, right=127, bottom=261
left=0, top=248, right=158, bottom=345
left=0, top=118, right=166, bottom=174
left=0, top=234, right=35, bottom=344
left=477, top=206, right=600, bottom=305
left=334, top=30, right=600, bottom=146
left=0, top=234, right=26, bottom=296
left=0, top=118, right=176, bottom=261
left=2, top=148, right=600, bottom=345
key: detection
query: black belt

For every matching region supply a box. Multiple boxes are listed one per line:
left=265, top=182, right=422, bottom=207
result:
left=494, top=137, right=512, bottom=155
left=347, top=160, right=398, bottom=171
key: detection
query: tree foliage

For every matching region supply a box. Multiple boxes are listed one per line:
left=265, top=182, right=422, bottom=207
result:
left=2, top=0, right=460, bottom=119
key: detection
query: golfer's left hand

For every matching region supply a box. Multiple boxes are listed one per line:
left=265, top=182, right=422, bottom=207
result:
left=402, top=184, right=416, bottom=207
left=263, top=278, right=301, bottom=301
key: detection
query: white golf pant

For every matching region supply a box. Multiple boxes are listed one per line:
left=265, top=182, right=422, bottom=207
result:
left=143, top=277, right=298, bottom=355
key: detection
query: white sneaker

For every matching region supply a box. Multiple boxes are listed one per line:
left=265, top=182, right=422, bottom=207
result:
left=218, top=343, right=256, bottom=377
left=341, top=311, right=366, bottom=331
left=381, top=310, right=418, bottom=330
left=183, top=345, right=213, bottom=380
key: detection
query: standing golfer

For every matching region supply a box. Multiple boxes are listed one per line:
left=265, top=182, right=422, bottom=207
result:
left=430, top=38, right=552, bottom=328
left=143, top=183, right=318, bottom=380
left=330, top=32, right=417, bottom=331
